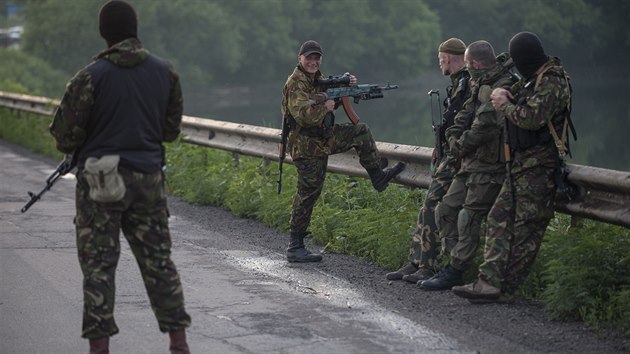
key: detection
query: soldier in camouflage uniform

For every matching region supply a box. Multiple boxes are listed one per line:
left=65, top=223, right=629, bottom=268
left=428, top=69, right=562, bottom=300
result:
left=282, top=40, right=405, bottom=263
left=386, top=38, right=471, bottom=283
left=453, top=32, right=573, bottom=302
left=49, top=2, right=191, bottom=353
left=420, top=41, right=516, bottom=290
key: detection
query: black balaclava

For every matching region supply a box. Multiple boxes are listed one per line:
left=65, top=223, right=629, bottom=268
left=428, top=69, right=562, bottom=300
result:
left=509, top=32, right=549, bottom=79
left=98, top=0, right=137, bottom=47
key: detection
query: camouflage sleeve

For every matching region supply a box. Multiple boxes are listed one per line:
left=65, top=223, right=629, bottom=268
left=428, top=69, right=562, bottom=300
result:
left=457, top=102, right=501, bottom=154
left=163, top=65, right=183, bottom=142
left=503, top=74, right=565, bottom=130
left=49, top=70, right=93, bottom=154
left=286, top=80, right=327, bottom=127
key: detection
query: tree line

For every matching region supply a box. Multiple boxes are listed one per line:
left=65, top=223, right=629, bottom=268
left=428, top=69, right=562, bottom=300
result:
left=1, top=0, right=628, bottom=169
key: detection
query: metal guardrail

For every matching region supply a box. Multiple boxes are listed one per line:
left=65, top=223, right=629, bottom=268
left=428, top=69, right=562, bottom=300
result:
left=0, top=91, right=60, bottom=115
left=2, top=91, right=629, bottom=228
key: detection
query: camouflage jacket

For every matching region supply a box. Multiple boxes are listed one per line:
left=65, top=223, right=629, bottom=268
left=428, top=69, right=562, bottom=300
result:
left=50, top=38, right=183, bottom=172
left=446, top=62, right=514, bottom=174
left=503, top=57, right=571, bottom=172
left=281, top=65, right=331, bottom=160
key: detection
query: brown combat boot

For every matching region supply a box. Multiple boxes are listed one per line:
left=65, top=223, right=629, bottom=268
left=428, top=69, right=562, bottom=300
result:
left=169, top=329, right=191, bottom=354
left=452, top=278, right=501, bottom=300
left=385, top=262, right=418, bottom=280
left=402, top=268, right=435, bottom=284
left=89, top=336, right=109, bottom=354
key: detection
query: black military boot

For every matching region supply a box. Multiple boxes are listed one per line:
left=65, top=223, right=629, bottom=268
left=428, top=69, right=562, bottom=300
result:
left=367, top=162, right=406, bottom=192
left=418, top=265, right=463, bottom=290
left=286, top=232, right=323, bottom=263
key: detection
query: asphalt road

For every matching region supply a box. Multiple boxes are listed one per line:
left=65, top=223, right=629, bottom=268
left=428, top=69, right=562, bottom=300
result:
left=1, top=140, right=627, bottom=354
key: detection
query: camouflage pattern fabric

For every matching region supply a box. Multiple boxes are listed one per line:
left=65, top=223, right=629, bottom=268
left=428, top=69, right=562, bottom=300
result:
left=435, top=170, right=504, bottom=270
left=283, top=64, right=383, bottom=235
left=75, top=167, right=191, bottom=339
left=290, top=123, right=382, bottom=234
left=479, top=165, right=555, bottom=294
left=434, top=62, right=515, bottom=271
left=50, top=38, right=183, bottom=154
left=50, top=37, right=189, bottom=339
left=408, top=154, right=458, bottom=270
left=478, top=58, right=571, bottom=293
left=407, top=69, right=471, bottom=270
left=446, top=63, right=514, bottom=174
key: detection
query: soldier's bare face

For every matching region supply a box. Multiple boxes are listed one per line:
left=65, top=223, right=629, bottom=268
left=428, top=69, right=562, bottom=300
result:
left=299, top=53, right=322, bottom=76
left=438, top=52, right=451, bottom=76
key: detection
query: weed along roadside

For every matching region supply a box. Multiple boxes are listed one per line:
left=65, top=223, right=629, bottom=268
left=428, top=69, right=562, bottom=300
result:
left=1, top=107, right=629, bottom=346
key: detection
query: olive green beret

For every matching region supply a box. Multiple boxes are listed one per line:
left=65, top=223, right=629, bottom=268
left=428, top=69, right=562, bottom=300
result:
left=439, top=38, right=466, bottom=55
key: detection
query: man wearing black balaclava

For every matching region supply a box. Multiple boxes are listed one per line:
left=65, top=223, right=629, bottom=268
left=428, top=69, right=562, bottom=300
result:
left=452, top=32, right=575, bottom=303
left=50, top=1, right=191, bottom=352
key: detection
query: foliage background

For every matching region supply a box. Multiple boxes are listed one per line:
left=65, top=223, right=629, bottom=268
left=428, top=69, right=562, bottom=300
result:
left=2, top=0, right=629, bottom=169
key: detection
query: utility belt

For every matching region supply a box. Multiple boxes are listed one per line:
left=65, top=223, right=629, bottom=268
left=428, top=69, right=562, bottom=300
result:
left=288, top=115, right=333, bottom=138
left=506, top=120, right=553, bottom=151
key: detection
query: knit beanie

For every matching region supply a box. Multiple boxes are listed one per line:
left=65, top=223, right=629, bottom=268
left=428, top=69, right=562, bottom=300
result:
left=509, top=32, right=549, bottom=79
left=99, top=0, right=137, bottom=47
left=438, top=38, right=466, bottom=55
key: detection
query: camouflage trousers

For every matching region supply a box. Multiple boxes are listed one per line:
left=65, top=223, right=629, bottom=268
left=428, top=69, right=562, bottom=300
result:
left=408, top=155, right=458, bottom=271
left=290, top=123, right=381, bottom=234
left=75, top=167, right=191, bottom=339
left=435, top=170, right=504, bottom=271
left=479, top=164, right=555, bottom=294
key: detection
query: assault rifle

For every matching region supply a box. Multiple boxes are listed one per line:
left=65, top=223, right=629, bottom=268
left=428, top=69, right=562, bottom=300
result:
left=21, top=153, right=76, bottom=213
left=428, top=89, right=443, bottom=163
left=313, top=83, right=399, bottom=124
left=277, top=113, right=290, bottom=194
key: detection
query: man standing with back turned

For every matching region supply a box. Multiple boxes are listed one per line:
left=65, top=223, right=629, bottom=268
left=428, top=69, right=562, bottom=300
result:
left=282, top=40, right=405, bottom=263
left=386, top=38, right=471, bottom=283
left=50, top=1, right=191, bottom=353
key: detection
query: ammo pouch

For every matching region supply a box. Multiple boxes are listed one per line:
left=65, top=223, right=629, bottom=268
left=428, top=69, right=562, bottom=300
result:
left=83, top=155, right=126, bottom=203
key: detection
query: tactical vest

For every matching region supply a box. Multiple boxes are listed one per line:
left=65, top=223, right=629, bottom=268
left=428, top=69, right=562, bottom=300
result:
left=506, top=61, right=576, bottom=155
left=443, top=72, right=470, bottom=129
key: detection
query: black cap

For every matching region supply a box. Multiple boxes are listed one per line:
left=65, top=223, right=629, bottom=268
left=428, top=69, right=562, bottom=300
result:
left=299, top=40, right=323, bottom=57
left=509, top=32, right=549, bottom=79
left=99, top=0, right=137, bottom=47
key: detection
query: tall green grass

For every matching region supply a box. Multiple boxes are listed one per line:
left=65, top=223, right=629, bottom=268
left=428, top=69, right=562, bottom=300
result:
left=1, top=108, right=628, bottom=341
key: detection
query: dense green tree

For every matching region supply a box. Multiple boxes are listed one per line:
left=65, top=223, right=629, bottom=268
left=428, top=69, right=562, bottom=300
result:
left=0, top=47, right=67, bottom=96
left=21, top=1, right=102, bottom=74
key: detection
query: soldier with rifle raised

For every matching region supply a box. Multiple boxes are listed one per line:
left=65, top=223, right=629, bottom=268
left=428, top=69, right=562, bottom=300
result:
left=280, top=40, right=405, bottom=263
left=386, top=38, right=471, bottom=284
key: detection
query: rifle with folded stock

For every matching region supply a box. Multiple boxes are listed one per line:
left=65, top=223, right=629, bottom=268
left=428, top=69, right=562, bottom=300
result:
left=21, top=153, right=76, bottom=213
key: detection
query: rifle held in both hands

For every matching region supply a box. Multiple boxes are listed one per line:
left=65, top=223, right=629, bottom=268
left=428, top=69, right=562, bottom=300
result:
left=319, top=83, right=399, bottom=125
left=21, top=153, right=77, bottom=213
